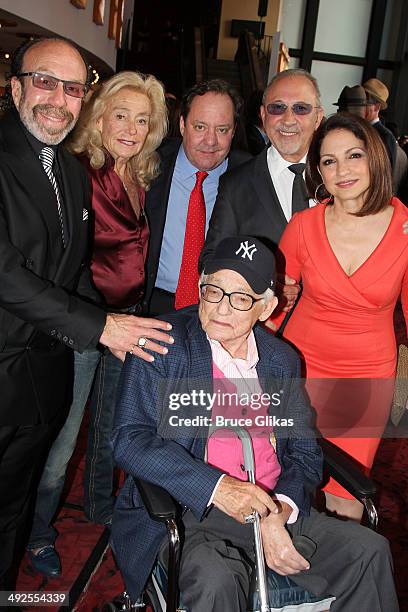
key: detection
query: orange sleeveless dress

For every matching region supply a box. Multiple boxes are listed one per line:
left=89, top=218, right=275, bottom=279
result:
left=272, top=198, right=408, bottom=498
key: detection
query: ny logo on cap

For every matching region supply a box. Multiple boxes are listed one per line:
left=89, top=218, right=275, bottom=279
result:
left=235, top=240, right=257, bottom=261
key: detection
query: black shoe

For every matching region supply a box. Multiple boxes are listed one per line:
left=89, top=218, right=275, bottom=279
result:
left=27, top=545, right=62, bottom=577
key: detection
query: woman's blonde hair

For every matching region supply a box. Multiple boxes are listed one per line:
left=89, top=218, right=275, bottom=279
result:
left=68, top=70, right=168, bottom=190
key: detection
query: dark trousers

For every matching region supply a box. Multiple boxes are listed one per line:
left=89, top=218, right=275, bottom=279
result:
left=177, top=507, right=399, bottom=612
left=83, top=351, right=122, bottom=524
left=149, top=288, right=175, bottom=316
left=0, top=424, right=58, bottom=589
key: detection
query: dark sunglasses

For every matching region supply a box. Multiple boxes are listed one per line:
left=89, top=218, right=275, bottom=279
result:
left=266, top=102, right=319, bottom=116
left=17, top=72, right=88, bottom=99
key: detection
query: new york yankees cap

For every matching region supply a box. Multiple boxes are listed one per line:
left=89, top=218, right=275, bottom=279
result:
left=204, top=236, right=276, bottom=294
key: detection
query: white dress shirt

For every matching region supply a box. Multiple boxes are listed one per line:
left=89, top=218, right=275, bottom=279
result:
left=266, top=145, right=316, bottom=222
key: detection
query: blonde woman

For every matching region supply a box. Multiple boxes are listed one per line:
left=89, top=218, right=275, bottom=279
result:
left=27, top=71, right=169, bottom=577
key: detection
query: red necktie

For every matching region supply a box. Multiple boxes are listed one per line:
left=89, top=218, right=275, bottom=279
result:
left=175, top=170, right=208, bottom=309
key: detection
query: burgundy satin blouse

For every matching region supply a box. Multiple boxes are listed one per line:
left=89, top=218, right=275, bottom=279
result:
left=83, top=154, right=149, bottom=309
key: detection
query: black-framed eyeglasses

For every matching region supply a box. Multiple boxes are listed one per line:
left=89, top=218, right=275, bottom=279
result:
left=266, top=102, right=320, bottom=116
left=200, top=284, right=263, bottom=312
left=17, top=72, right=88, bottom=99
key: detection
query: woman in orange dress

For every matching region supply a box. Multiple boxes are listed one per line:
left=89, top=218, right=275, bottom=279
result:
left=271, top=113, right=408, bottom=520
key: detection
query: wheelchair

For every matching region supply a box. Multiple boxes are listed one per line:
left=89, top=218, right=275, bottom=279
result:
left=104, top=436, right=378, bottom=612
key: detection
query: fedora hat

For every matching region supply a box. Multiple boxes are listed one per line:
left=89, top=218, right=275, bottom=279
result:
left=363, top=78, right=389, bottom=109
left=334, top=85, right=367, bottom=107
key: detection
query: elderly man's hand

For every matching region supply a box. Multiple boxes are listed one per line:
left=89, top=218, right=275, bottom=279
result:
left=261, top=503, right=309, bottom=575
left=212, top=475, right=279, bottom=523
left=279, top=275, right=300, bottom=312
left=99, top=314, right=174, bottom=363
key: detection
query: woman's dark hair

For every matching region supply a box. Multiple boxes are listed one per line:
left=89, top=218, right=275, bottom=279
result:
left=305, top=113, right=393, bottom=216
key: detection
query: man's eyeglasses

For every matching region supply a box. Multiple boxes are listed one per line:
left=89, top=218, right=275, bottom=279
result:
left=266, top=102, right=319, bottom=116
left=200, top=284, right=263, bottom=312
left=17, top=72, right=88, bottom=99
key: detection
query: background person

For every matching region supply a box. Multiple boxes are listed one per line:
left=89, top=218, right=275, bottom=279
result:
left=333, top=84, right=367, bottom=117
left=270, top=113, right=408, bottom=520
left=363, top=77, right=397, bottom=172
left=27, top=70, right=170, bottom=577
left=244, top=88, right=269, bottom=155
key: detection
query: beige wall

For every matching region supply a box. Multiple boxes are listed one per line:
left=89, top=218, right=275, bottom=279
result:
left=0, top=0, right=131, bottom=70
left=217, top=0, right=281, bottom=60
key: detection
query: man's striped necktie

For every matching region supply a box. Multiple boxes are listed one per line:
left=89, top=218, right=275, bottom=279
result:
left=39, top=147, right=66, bottom=248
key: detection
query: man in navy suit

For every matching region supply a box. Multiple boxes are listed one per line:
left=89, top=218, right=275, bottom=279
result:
left=111, top=237, right=398, bottom=612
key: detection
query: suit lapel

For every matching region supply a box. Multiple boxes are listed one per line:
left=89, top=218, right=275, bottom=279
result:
left=54, top=148, right=81, bottom=282
left=15, top=158, right=66, bottom=272
left=144, top=143, right=179, bottom=289
left=0, top=113, right=75, bottom=283
left=252, top=151, right=288, bottom=237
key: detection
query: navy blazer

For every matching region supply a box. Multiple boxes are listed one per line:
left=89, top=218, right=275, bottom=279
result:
left=111, top=308, right=323, bottom=600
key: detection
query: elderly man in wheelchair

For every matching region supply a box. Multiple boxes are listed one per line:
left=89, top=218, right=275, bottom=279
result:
left=110, top=236, right=398, bottom=612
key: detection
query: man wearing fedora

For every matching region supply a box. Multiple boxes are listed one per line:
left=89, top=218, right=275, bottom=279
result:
left=363, top=77, right=397, bottom=170
left=334, top=85, right=367, bottom=118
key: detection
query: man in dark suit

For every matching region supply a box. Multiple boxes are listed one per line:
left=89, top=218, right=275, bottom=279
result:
left=200, top=69, right=324, bottom=268
left=363, top=78, right=397, bottom=171
left=111, top=237, right=397, bottom=612
left=245, top=89, right=269, bottom=155
left=0, top=37, right=173, bottom=589
left=142, top=79, right=250, bottom=316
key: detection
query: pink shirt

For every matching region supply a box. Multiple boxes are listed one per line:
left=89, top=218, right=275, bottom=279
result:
left=207, top=332, right=298, bottom=523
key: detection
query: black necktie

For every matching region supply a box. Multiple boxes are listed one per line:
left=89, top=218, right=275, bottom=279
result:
left=39, top=147, right=65, bottom=247
left=288, top=163, right=308, bottom=216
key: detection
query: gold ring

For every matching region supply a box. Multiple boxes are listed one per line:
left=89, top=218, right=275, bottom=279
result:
left=137, top=336, right=147, bottom=348
left=129, top=343, right=136, bottom=355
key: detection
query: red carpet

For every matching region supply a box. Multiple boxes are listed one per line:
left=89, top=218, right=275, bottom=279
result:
left=15, top=412, right=123, bottom=612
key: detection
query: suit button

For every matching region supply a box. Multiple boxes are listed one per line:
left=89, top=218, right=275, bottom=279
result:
left=50, top=329, right=56, bottom=336
left=69, top=339, right=74, bottom=346
left=25, top=258, right=34, bottom=269
left=63, top=336, right=68, bottom=343
left=56, top=332, right=62, bottom=340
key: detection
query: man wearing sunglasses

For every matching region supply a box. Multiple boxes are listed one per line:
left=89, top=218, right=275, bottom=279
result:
left=0, top=37, right=173, bottom=590
left=200, top=69, right=324, bottom=297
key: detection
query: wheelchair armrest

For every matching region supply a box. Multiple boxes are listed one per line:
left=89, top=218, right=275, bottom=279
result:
left=135, top=478, right=179, bottom=523
left=135, top=479, right=182, bottom=612
left=320, top=439, right=377, bottom=501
